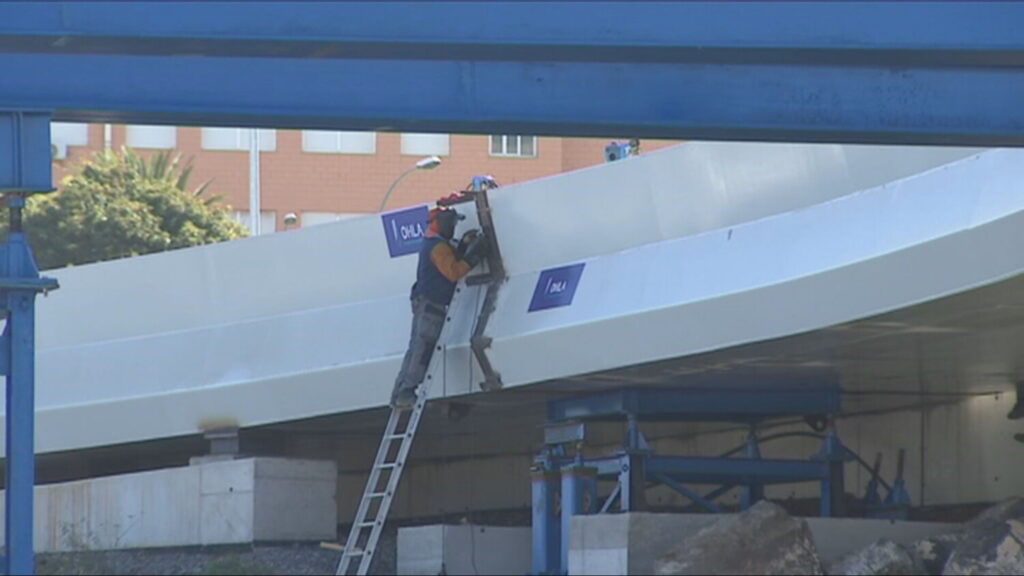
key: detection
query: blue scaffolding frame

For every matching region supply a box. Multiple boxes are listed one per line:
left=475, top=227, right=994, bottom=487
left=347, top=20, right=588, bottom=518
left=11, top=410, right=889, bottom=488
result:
left=531, top=386, right=851, bottom=575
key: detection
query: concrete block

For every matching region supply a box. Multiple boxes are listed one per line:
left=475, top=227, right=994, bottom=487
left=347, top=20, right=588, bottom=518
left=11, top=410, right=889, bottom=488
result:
left=199, top=492, right=254, bottom=545
left=0, top=457, right=336, bottom=552
left=398, top=525, right=531, bottom=576
left=253, top=459, right=337, bottom=541
left=200, top=458, right=255, bottom=495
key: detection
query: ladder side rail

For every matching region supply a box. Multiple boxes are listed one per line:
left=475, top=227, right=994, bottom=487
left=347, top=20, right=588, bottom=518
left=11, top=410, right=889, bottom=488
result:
left=356, top=391, right=430, bottom=574
left=337, top=409, right=405, bottom=573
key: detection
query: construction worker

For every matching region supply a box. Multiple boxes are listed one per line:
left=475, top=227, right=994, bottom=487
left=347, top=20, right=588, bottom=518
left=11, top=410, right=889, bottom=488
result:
left=391, top=206, right=490, bottom=409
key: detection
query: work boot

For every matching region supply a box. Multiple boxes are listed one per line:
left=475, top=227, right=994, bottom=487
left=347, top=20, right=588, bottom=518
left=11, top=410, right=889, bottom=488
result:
left=391, top=387, right=418, bottom=410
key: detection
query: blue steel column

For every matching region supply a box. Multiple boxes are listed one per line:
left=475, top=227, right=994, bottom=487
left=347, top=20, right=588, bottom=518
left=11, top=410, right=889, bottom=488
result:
left=741, top=428, right=764, bottom=510
left=0, top=110, right=58, bottom=576
left=815, top=424, right=849, bottom=518
left=620, top=416, right=648, bottom=512
left=6, top=258, right=37, bottom=575
left=531, top=466, right=561, bottom=575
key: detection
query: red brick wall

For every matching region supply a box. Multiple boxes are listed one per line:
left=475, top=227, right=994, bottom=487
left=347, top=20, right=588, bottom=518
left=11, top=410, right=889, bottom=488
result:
left=52, top=125, right=679, bottom=230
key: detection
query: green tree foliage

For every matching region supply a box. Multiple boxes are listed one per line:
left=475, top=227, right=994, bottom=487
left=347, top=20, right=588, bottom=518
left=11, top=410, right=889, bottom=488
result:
left=23, top=147, right=247, bottom=270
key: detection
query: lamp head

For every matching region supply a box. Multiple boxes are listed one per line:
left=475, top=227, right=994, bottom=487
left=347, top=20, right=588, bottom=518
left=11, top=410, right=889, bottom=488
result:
left=416, top=156, right=442, bottom=170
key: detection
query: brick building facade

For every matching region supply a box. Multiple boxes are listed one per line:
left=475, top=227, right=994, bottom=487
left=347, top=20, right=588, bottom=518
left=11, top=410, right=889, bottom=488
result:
left=51, top=123, right=675, bottom=232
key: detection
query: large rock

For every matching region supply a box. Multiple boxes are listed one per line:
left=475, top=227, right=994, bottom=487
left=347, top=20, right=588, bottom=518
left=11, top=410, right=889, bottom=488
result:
left=654, top=501, right=823, bottom=575
left=828, top=539, right=925, bottom=575
left=912, top=534, right=963, bottom=575
left=942, top=499, right=1024, bottom=575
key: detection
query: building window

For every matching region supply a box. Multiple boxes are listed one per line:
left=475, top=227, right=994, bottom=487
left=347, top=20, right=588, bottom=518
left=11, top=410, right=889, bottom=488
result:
left=203, top=128, right=277, bottom=151
left=126, top=125, right=177, bottom=150
left=401, top=133, right=450, bottom=156
left=302, top=130, right=376, bottom=155
left=490, top=135, right=536, bottom=157
left=231, top=211, right=278, bottom=235
left=51, top=122, right=89, bottom=159
left=301, top=212, right=366, bottom=227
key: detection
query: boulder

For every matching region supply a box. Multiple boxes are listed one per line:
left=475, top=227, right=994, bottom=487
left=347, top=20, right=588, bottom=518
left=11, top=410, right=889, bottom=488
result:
left=654, top=501, right=823, bottom=575
left=828, top=539, right=925, bottom=575
left=911, top=534, right=963, bottom=575
left=942, top=499, right=1024, bottom=575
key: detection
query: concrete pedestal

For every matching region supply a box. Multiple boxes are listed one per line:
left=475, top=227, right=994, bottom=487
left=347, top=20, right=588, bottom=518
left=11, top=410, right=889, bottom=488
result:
left=0, top=457, right=337, bottom=552
left=398, top=524, right=531, bottom=575
left=569, top=512, right=958, bottom=575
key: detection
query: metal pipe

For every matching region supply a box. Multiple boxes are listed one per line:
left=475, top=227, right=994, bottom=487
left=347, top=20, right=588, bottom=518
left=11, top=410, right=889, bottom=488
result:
left=248, top=129, right=261, bottom=235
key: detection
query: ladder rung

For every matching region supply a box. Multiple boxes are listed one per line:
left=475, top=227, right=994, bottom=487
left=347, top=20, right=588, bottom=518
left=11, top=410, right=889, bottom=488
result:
left=344, top=549, right=365, bottom=557
left=367, top=492, right=388, bottom=499
left=358, top=521, right=378, bottom=528
left=377, top=462, right=399, bottom=469
left=385, top=433, right=407, bottom=440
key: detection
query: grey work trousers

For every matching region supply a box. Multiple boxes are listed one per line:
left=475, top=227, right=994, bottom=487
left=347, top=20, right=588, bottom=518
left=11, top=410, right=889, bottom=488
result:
left=391, top=297, right=447, bottom=401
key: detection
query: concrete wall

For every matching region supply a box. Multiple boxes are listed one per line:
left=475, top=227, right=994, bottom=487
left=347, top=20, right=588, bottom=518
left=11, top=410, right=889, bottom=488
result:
left=569, top=513, right=958, bottom=575
left=398, top=525, right=531, bottom=576
left=0, top=458, right=336, bottom=552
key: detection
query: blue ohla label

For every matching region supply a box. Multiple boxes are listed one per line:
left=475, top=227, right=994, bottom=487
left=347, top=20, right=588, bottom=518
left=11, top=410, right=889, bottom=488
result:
left=529, top=263, right=586, bottom=312
left=381, top=205, right=429, bottom=258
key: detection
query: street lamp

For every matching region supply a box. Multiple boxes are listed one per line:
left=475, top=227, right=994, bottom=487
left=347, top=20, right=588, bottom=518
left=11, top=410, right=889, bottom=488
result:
left=378, top=156, right=442, bottom=212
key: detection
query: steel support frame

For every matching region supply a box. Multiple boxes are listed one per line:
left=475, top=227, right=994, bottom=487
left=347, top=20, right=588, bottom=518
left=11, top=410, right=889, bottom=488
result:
left=0, top=110, right=58, bottom=576
left=534, top=386, right=846, bottom=575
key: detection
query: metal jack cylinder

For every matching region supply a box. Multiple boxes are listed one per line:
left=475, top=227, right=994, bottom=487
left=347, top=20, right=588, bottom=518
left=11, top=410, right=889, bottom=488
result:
left=531, top=467, right=562, bottom=575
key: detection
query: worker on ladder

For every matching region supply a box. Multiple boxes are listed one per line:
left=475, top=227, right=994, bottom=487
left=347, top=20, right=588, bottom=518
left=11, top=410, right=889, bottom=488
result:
left=391, top=205, right=490, bottom=409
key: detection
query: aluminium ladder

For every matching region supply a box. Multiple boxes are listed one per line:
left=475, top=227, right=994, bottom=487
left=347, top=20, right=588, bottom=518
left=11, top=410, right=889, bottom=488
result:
left=337, top=186, right=503, bottom=576
left=335, top=296, right=462, bottom=576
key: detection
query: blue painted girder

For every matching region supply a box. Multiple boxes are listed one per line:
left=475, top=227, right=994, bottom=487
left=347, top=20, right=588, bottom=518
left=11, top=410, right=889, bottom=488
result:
left=0, top=2, right=1022, bottom=144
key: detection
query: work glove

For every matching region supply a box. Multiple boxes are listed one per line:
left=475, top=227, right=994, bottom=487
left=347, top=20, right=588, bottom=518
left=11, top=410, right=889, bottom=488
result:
left=456, top=229, right=481, bottom=259
left=462, top=233, right=491, bottom=267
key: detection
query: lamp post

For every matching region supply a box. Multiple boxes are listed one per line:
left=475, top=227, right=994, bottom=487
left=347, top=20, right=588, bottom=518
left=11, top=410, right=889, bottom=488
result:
left=248, top=128, right=261, bottom=235
left=379, top=156, right=442, bottom=212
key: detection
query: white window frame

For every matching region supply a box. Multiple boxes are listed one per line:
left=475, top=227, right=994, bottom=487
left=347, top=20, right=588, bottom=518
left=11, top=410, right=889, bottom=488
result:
left=51, top=122, right=89, bottom=159
left=126, top=125, right=177, bottom=150
left=202, top=128, right=277, bottom=152
left=301, top=130, right=376, bottom=155
left=490, top=135, right=537, bottom=158
left=401, top=133, right=450, bottom=157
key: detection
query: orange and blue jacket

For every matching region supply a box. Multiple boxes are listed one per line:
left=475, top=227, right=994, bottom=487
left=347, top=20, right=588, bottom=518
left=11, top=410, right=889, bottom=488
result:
left=410, top=234, right=472, bottom=306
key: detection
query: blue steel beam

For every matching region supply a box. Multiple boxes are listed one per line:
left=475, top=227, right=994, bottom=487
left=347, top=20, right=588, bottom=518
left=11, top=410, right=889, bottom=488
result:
left=1, top=2, right=1022, bottom=63
left=0, top=3, right=1022, bottom=144
left=646, top=456, right=830, bottom=486
left=547, top=386, right=840, bottom=423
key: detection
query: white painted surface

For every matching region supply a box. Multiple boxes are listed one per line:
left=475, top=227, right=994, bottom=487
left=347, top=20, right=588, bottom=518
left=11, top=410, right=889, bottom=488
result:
left=22, top=142, right=1017, bottom=459
left=397, top=525, right=531, bottom=576
left=0, top=458, right=336, bottom=552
